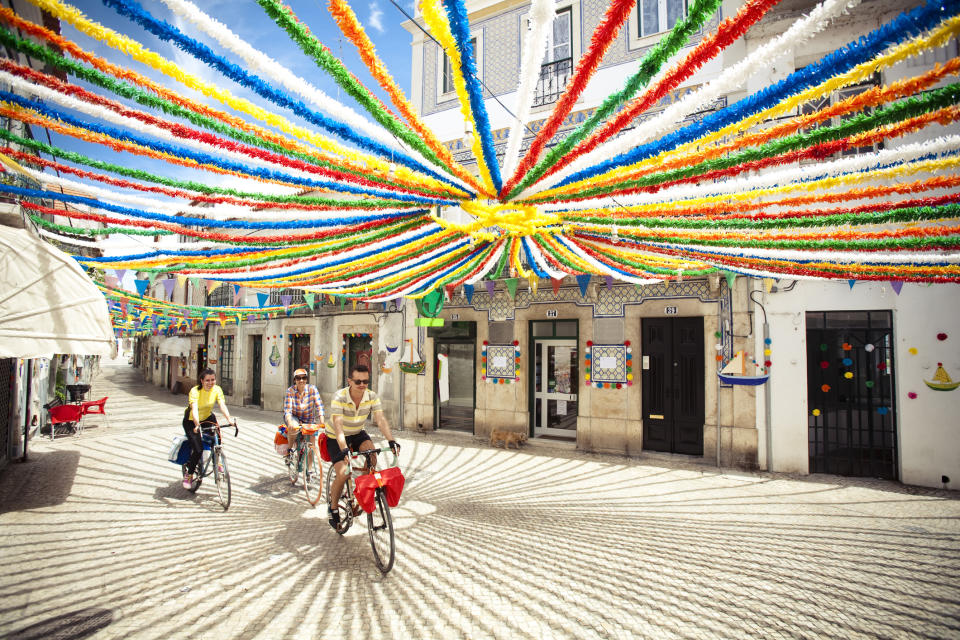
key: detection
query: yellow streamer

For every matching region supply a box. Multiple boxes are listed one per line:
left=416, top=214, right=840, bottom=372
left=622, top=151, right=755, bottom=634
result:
left=24, top=0, right=461, bottom=197
left=419, top=0, right=497, bottom=197
left=537, top=16, right=960, bottom=200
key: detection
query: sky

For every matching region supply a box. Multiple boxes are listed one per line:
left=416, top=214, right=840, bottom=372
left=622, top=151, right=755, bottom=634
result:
left=28, top=0, right=423, bottom=192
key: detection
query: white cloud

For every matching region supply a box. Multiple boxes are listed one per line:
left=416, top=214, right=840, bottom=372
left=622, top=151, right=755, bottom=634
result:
left=368, top=2, right=385, bottom=33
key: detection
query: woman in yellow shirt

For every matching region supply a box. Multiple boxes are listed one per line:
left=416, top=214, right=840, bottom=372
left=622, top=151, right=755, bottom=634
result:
left=182, top=368, right=235, bottom=489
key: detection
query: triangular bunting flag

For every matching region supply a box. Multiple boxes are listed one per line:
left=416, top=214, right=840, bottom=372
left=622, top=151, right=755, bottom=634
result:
left=530, top=278, right=538, bottom=295
left=256, top=292, right=269, bottom=308
left=463, top=283, right=474, bottom=305
left=304, top=293, right=315, bottom=309
left=485, top=280, right=495, bottom=297
left=723, top=270, right=736, bottom=290
left=339, top=296, right=346, bottom=310
left=763, top=278, right=775, bottom=293
left=233, top=284, right=241, bottom=295
left=176, top=274, right=187, bottom=288
left=505, top=278, right=518, bottom=298
left=605, top=275, right=613, bottom=291
left=576, top=274, right=591, bottom=297
left=206, top=280, right=219, bottom=294
left=848, top=280, right=856, bottom=289
left=114, top=269, right=127, bottom=282
left=551, top=278, right=562, bottom=297
left=890, top=281, right=903, bottom=295
left=280, top=294, right=292, bottom=308
left=162, top=279, right=175, bottom=298
left=134, top=278, right=149, bottom=296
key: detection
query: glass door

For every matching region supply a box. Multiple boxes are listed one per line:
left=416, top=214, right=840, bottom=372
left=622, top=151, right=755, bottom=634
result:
left=533, top=339, right=578, bottom=438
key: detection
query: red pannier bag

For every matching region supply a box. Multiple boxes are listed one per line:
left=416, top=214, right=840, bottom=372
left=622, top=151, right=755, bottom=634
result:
left=353, top=467, right=405, bottom=513
left=318, top=432, right=331, bottom=462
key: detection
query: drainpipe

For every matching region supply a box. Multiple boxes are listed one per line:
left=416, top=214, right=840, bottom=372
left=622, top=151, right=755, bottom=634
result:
left=716, top=305, right=722, bottom=468
left=398, top=299, right=406, bottom=432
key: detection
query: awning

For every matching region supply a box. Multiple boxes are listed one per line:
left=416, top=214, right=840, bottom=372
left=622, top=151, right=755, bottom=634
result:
left=0, top=225, right=114, bottom=359
left=158, top=336, right=193, bottom=356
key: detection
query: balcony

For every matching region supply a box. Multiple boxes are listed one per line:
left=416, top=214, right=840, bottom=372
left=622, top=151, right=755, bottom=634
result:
left=533, top=57, right=573, bottom=107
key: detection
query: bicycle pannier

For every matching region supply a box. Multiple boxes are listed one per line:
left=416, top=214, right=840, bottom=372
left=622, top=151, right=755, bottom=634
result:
left=274, top=426, right=289, bottom=456
left=354, top=466, right=405, bottom=513
left=168, top=435, right=191, bottom=465
left=318, top=432, right=330, bottom=462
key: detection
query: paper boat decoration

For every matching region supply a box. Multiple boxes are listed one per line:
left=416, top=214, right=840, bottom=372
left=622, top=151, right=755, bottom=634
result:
left=924, top=363, right=960, bottom=391
left=398, top=338, right=424, bottom=374
left=718, top=351, right=769, bottom=386
left=326, top=353, right=336, bottom=368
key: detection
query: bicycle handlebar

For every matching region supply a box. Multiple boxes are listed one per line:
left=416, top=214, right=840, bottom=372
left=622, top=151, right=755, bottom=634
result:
left=343, top=444, right=399, bottom=468
left=198, top=419, right=239, bottom=438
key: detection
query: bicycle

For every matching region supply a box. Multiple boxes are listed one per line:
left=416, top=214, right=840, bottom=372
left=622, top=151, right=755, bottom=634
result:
left=325, top=442, right=400, bottom=574
left=183, top=419, right=238, bottom=510
left=283, top=424, right=324, bottom=506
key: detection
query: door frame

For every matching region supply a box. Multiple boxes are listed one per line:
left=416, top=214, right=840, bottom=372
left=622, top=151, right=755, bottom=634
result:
left=641, top=316, right=705, bottom=455
left=250, top=335, right=262, bottom=406
left=432, top=337, right=477, bottom=433
left=528, top=319, right=579, bottom=439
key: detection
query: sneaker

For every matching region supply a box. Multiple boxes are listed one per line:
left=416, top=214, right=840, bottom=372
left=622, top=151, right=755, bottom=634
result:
left=182, top=476, right=192, bottom=489
left=328, top=506, right=340, bottom=529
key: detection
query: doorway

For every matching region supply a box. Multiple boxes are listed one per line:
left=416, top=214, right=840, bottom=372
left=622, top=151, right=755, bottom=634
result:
left=250, top=335, right=262, bottom=406
left=431, top=322, right=476, bottom=432
left=806, top=311, right=897, bottom=480
left=530, top=320, right=579, bottom=439
left=342, top=334, right=373, bottom=386
left=641, top=317, right=705, bottom=455
left=288, top=335, right=311, bottom=386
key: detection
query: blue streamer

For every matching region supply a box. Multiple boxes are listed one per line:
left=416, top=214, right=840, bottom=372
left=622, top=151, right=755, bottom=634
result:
left=402, top=242, right=486, bottom=296
left=557, top=0, right=960, bottom=188
left=209, top=231, right=465, bottom=282
left=1, top=183, right=428, bottom=230
left=441, top=0, right=503, bottom=193
left=522, top=237, right=549, bottom=279
left=0, top=91, right=455, bottom=206
left=101, top=0, right=464, bottom=192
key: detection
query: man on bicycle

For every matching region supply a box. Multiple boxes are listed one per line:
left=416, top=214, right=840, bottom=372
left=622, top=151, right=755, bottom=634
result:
left=283, top=368, right=324, bottom=459
left=327, top=364, right=399, bottom=529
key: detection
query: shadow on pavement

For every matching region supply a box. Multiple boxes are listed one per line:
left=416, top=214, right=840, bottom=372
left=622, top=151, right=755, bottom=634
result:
left=9, top=607, right=113, bottom=639
left=0, top=450, right=79, bottom=514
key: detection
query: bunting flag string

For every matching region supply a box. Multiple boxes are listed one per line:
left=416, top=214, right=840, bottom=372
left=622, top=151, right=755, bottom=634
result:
left=1, top=0, right=957, bottom=337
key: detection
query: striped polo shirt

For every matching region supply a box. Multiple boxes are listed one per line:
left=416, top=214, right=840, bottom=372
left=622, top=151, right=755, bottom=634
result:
left=327, top=387, right=382, bottom=436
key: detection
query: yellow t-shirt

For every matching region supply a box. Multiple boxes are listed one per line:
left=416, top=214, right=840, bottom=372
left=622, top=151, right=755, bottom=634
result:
left=187, top=385, right=224, bottom=420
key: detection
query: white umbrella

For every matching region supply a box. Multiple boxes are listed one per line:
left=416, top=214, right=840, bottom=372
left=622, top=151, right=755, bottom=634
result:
left=0, top=224, right=114, bottom=359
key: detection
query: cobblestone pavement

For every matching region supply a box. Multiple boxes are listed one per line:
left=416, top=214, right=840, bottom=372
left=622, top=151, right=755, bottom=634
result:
left=1, top=363, right=959, bottom=639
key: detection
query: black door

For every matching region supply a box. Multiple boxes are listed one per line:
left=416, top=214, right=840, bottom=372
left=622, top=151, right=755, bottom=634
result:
left=806, top=311, right=897, bottom=480
left=251, top=336, right=262, bottom=406
left=642, top=317, right=705, bottom=455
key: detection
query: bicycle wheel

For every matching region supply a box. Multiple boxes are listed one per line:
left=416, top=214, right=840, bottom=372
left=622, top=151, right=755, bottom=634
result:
left=286, top=444, right=300, bottom=485
left=324, top=463, right=352, bottom=535
left=303, top=445, right=323, bottom=506
left=214, top=448, right=231, bottom=511
left=367, top=489, right=395, bottom=574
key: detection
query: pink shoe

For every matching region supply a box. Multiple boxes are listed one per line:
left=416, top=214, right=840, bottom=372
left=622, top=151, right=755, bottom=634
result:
left=182, top=475, right=192, bottom=489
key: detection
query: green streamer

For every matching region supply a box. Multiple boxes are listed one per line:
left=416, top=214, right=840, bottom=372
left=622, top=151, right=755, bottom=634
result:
left=256, top=0, right=455, bottom=181
left=535, top=82, right=960, bottom=202
left=506, top=0, right=724, bottom=199
left=0, top=25, right=457, bottom=198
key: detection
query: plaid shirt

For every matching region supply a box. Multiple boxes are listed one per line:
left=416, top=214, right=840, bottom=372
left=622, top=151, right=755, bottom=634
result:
left=283, top=384, right=325, bottom=425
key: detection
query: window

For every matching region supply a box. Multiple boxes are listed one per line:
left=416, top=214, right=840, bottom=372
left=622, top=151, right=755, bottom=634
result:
left=800, top=74, right=881, bottom=160
left=441, top=37, right=477, bottom=95
left=639, top=0, right=686, bottom=37
left=268, top=287, right=305, bottom=310
left=343, top=333, right=373, bottom=387
left=534, top=8, right=574, bottom=107
left=206, top=283, right=231, bottom=307
left=219, top=335, right=234, bottom=396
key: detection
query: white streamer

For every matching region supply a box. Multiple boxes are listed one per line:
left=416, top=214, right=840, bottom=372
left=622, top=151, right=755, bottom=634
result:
left=523, top=237, right=569, bottom=279
left=544, top=135, right=960, bottom=211
left=522, top=0, right=865, bottom=198
left=157, top=0, right=431, bottom=171
left=465, top=243, right=505, bottom=285
left=555, top=235, right=661, bottom=283
left=501, top=0, right=554, bottom=179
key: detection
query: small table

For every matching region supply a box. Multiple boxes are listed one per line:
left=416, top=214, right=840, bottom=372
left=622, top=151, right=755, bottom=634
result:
left=65, top=384, right=91, bottom=403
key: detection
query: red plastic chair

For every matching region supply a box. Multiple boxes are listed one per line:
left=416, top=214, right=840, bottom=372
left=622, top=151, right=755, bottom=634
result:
left=79, top=396, right=110, bottom=433
left=48, top=403, right=82, bottom=440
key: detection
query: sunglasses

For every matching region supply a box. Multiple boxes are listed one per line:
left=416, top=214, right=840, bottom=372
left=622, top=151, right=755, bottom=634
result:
left=351, top=378, right=369, bottom=385
left=294, top=375, right=308, bottom=381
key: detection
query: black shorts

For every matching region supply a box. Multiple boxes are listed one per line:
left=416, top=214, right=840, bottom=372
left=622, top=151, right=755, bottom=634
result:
left=325, top=430, right=371, bottom=462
